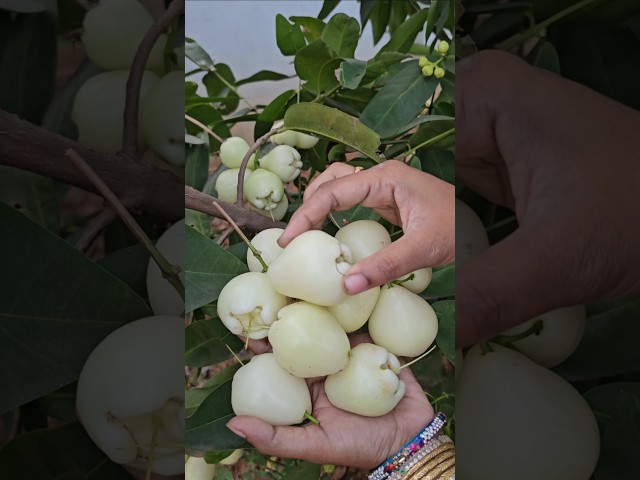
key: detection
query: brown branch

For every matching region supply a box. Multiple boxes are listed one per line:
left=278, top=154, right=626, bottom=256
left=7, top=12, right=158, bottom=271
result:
left=75, top=207, right=117, bottom=252
left=123, top=0, right=185, bottom=158
left=236, top=127, right=280, bottom=205
left=0, top=110, right=182, bottom=222
left=185, top=186, right=286, bottom=232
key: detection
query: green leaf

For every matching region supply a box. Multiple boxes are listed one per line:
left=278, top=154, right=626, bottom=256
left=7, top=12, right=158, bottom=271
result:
left=321, top=13, right=360, bottom=58
left=526, top=39, right=561, bottom=73
left=0, top=0, right=44, bottom=13
left=377, top=7, right=429, bottom=55
left=432, top=300, right=455, bottom=364
left=203, top=450, right=236, bottom=464
left=584, top=382, right=640, bottom=433
left=284, top=103, right=382, bottom=162
left=186, top=131, right=209, bottom=190
left=254, top=89, right=296, bottom=139
left=185, top=37, right=214, bottom=70
left=97, top=245, right=150, bottom=301
left=185, top=318, right=244, bottom=367
left=203, top=64, right=238, bottom=115
left=331, top=205, right=380, bottom=227
left=236, top=70, right=291, bottom=86
left=425, top=0, right=451, bottom=48
left=340, top=58, right=367, bottom=89
left=410, top=119, right=456, bottom=150
left=294, top=39, right=342, bottom=95
left=186, top=208, right=211, bottom=237
left=0, top=201, right=151, bottom=414
left=360, top=61, right=438, bottom=139
left=0, top=422, right=132, bottom=479
left=185, top=104, right=230, bottom=151
left=185, top=226, right=248, bottom=313
left=418, top=148, right=455, bottom=184
left=383, top=114, right=454, bottom=140
left=303, top=139, right=329, bottom=172
left=283, top=462, right=322, bottom=480
left=186, top=364, right=241, bottom=418
left=276, top=14, right=307, bottom=56
left=421, top=264, right=455, bottom=300
left=290, top=16, right=327, bottom=42
left=368, top=1, right=392, bottom=44
left=318, top=0, right=341, bottom=20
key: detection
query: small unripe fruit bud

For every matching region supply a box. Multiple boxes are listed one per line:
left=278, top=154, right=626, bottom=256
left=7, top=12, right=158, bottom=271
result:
left=422, top=65, right=434, bottom=77
left=434, top=67, right=445, bottom=79
left=419, top=56, right=429, bottom=67
left=437, top=40, right=450, bottom=54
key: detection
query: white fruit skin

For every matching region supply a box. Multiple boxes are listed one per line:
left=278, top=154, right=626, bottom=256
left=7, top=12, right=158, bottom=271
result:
left=146, top=219, right=184, bottom=316
left=76, top=316, right=185, bottom=475
left=269, top=302, right=350, bottom=377
left=219, top=137, right=255, bottom=169
left=502, top=305, right=586, bottom=368
left=270, top=130, right=299, bottom=147
left=368, top=285, right=439, bottom=357
left=219, top=449, right=244, bottom=465
left=328, top=286, right=380, bottom=333
left=259, top=145, right=303, bottom=182
left=396, top=267, right=433, bottom=294
left=246, top=228, right=285, bottom=272
left=267, top=230, right=353, bottom=306
left=294, top=132, right=319, bottom=149
left=141, top=71, right=184, bottom=166
left=82, top=0, right=166, bottom=73
left=335, top=220, right=391, bottom=262
left=325, top=343, right=406, bottom=417
left=455, top=198, right=490, bottom=266
left=185, top=456, right=215, bottom=480
left=251, top=195, right=289, bottom=221
left=217, top=272, right=288, bottom=339
left=215, top=168, right=252, bottom=203
left=72, top=70, right=159, bottom=154
left=456, top=344, right=600, bottom=480
left=244, top=169, right=285, bottom=210
left=231, top=353, right=312, bottom=425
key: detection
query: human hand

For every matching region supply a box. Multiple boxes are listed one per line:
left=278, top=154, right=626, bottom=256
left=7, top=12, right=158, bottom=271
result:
left=227, top=336, right=434, bottom=469
left=456, top=50, right=640, bottom=347
left=278, top=161, right=455, bottom=295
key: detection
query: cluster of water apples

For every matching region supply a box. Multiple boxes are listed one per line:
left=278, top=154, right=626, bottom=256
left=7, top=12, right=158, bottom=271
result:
left=419, top=39, right=449, bottom=78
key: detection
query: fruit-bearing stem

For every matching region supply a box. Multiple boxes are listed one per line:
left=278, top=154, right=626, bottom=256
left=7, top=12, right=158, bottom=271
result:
left=400, top=344, right=439, bottom=370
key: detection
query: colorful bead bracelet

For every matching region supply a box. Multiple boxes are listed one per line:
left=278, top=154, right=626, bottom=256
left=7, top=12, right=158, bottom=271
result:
left=368, top=413, right=447, bottom=480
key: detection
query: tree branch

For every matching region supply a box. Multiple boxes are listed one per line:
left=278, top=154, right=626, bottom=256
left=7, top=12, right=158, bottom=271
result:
left=185, top=186, right=286, bottom=231
left=75, top=207, right=117, bottom=252
left=0, top=110, right=182, bottom=222
left=123, top=0, right=185, bottom=158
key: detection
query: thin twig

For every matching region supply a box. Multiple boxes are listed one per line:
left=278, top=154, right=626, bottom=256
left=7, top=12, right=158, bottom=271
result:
left=236, top=127, right=280, bottom=205
left=123, top=0, right=185, bottom=159
left=67, top=148, right=185, bottom=300
left=185, top=114, right=225, bottom=144
left=75, top=208, right=117, bottom=252
left=216, top=226, right=234, bottom=245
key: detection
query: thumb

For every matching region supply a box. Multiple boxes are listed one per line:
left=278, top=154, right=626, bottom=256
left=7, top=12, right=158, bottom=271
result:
left=226, top=416, right=326, bottom=463
left=456, top=227, right=570, bottom=348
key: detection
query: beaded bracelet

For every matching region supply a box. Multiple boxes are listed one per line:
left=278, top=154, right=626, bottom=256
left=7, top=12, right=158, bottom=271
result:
left=368, top=413, right=447, bottom=480
left=388, top=435, right=453, bottom=480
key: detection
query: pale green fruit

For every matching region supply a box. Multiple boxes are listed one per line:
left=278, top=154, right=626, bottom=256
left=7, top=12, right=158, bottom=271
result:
left=217, top=272, right=287, bottom=340
left=82, top=0, right=166, bottom=73
left=502, top=306, right=586, bottom=368
left=219, top=137, right=255, bottom=169
left=325, top=343, right=405, bottom=416
left=244, top=169, right=285, bottom=210
left=294, top=132, right=319, bottom=149
left=328, top=286, right=380, bottom=333
left=185, top=456, right=215, bottom=480
left=396, top=267, right=433, bottom=294
left=368, top=285, right=438, bottom=357
left=251, top=195, right=289, bottom=221
left=72, top=70, right=159, bottom=154
left=267, top=230, right=353, bottom=306
left=457, top=344, right=600, bottom=480
left=246, top=228, right=285, bottom=273
left=259, top=145, right=302, bottom=182
left=219, top=449, right=244, bottom=465
left=214, top=168, right=251, bottom=203
left=146, top=219, right=184, bottom=316
left=270, top=130, right=298, bottom=147
left=335, top=220, right=391, bottom=262
left=231, top=353, right=311, bottom=425
left=141, top=71, right=184, bottom=166
left=269, top=302, right=350, bottom=377
left=456, top=198, right=489, bottom=265
left=76, top=316, right=185, bottom=476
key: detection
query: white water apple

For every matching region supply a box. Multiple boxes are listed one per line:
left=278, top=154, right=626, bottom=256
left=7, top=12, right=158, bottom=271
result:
left=246, top=228, right=284, bottom=272
left=217, top=272, right=287, bottom=339
left=146, top=219, right=184, bottom=316
left=368, top=285, right=438, bottom=357
left=267, top=230, right=353, bottom=306
left=244, top=168, right=285, bottom=211
left=231, top=353, right=311, bottom=425
left=185, top=456, right=215, bottom=480
left=219, top=449, right=244, bottom=465
left=269, top=302, right=350, bottom=377
left=270, top=129, right=298, bottom=147
left=456, top=344, right=599, bottom=480
left=219, top=137, right=255, bottom=169
left=502, top=305, right=586, bottom=368
left=76, top=316, right=184, bottom=476
left=325, top=343, right=406, bottom=417
left=456, top=198, right=489, bottom=265
left=294, top=131, right=319, bottom=149
left=214, top=168, right=251, bottom=204
left=396, top=267, right=433, bottom=294
left=334, top=220, right=391, bottom=262
left=259, top=145, right=302, bottom=182
left=328, top=286, right=380, bottom=333
left=251, top=194, right=289, bottom=221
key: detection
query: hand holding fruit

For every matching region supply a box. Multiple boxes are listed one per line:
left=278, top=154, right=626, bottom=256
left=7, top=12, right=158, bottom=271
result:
left=279, top=161, right=455, bottom=295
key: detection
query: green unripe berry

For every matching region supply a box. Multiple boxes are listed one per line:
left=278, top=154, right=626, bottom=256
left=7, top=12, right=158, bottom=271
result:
left=418, top=56, right=429, bottom=68
left=220, top=137, right=256, bottom=169
left=437, top=40, right=450, bottom=54
left=434, top=67, right=445, bottom=79
left=422, top=65, right=434, bottom=77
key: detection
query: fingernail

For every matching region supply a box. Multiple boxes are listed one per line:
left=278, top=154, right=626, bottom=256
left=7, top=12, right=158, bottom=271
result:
left=227, top=422, right=246, bottom=439
left=343, top=273, right=368, bottom=294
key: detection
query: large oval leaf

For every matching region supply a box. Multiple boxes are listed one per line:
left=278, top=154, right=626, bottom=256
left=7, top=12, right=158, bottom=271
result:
left=185, top=318, right=243, bottom=367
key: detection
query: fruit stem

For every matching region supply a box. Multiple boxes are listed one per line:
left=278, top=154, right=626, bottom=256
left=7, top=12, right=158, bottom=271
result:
left=479, top=342, right=494, bottom=355
left=490, top=319, right=544, bottom=346
left=212, top=201, right=269, bottom=272
left=391, top=273, right=415, bottom=287
left=236, top=127, right=281, bottom=206
left=145, top=413, right=161, bottom=480
left=400, top=344, right=439, bottom=370
left=225, top=344, right=245, bottom=366
left=304, top=411, right=320, bottom=426
left=185, top=114, right=225, bottom=144
left=400, top=128, right=455, bottom=160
